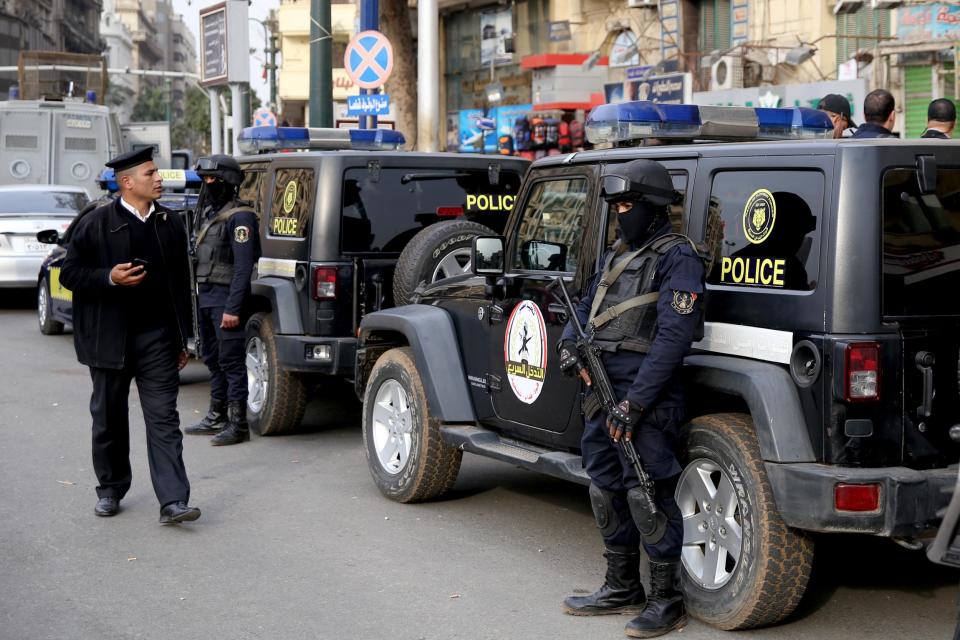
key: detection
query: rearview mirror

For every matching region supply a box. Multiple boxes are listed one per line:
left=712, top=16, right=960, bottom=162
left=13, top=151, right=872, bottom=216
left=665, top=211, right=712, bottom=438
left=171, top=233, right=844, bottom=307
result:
left=36, top=229, right=60, bottom=245
left=472, top=236, right=506, bottom=277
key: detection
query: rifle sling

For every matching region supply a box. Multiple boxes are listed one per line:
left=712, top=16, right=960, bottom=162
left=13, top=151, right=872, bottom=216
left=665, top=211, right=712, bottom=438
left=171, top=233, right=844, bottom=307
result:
left=588, top=292, right=660, bottom=331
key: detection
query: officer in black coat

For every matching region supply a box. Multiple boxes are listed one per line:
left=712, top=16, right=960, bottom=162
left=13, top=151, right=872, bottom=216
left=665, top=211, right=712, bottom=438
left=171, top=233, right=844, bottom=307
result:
left=852, top=89, right=898, bottom=139
left=60, top=147, right=200, bottom=524
left=920, top=98, right=955, bottom=139
left=558, top=159, right=705, bottom=638
left=184, top=155, right=260, bottom=446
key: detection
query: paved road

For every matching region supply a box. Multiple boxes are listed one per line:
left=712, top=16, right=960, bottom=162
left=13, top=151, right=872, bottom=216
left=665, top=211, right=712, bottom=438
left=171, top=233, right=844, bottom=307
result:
left=0, top=296, right=957, bottom=640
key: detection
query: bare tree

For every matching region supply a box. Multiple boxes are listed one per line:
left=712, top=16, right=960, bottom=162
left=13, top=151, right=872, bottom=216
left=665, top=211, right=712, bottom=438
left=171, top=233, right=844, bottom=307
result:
left=379, top=0, right=417, bottom=149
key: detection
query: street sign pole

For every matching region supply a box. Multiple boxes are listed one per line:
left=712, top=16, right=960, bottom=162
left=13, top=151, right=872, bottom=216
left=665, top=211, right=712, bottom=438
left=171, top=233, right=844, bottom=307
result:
left=359, top=0, right=378, bottom=129
left=310, top=0, right=333, bottom=127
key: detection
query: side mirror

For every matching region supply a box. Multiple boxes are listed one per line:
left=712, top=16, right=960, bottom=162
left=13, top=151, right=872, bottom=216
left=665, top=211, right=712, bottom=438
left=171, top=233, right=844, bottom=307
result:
left=472, top=235, right=506, bottom=277
left=36, top=229, right=60, bottom=245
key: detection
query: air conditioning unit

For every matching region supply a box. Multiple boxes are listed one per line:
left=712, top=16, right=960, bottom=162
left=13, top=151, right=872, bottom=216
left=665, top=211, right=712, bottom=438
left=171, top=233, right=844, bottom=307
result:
left=627, top=0, right=657, bottom=7
left=833, top=0, right=863, bottom=15
left=711, top=56, right=743, bottom=90
left=870, top=0, right=902, bottom=8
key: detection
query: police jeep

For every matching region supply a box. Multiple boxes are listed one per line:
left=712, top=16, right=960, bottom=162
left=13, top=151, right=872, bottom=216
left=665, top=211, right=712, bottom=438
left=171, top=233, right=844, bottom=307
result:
left=233, top=127, right=528, bottom=435
left=354, top=102, right=960, bottom=630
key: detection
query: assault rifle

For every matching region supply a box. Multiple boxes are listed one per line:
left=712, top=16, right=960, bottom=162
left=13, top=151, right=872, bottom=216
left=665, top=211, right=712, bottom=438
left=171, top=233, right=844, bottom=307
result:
left=551, top=276, right=667, bottom=545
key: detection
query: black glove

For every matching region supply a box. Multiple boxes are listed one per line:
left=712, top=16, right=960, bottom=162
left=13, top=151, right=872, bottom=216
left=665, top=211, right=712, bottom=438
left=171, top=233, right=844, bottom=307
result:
left=606, top=399, right=644, bottom=442
left=558, top=341, right=585, bottom=378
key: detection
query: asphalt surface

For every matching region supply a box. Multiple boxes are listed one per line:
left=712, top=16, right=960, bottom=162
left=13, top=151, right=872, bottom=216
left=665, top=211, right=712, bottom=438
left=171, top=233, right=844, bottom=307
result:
left=0, top=292, right=957, bottom=640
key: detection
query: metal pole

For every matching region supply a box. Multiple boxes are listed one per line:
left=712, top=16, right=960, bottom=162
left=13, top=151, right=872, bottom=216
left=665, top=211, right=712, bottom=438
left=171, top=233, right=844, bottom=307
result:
left=309, top=0, right=333, bottom=127
left=208, top=87, right=222, bottom=155
left=269, top=10, right=279, bottom=109
left=231, top=83, right=244, bottom=154
left=220, top=93, right=231, bottom=154
left=359, top=0, right=378, bottom=130
left=417, top=0, right=439, bottom=151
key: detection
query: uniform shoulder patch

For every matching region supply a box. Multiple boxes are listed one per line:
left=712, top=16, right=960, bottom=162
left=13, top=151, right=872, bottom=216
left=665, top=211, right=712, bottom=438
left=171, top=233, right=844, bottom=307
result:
left=671, top=291, right=696, bottom=315
left=234, top=225, right=250, bottom=243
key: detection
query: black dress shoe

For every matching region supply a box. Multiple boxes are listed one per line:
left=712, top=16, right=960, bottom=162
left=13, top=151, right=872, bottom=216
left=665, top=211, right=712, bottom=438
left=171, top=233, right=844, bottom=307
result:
left=159, top=501, right=201, bottom=524
left=95, top=497, right=119, bottom=517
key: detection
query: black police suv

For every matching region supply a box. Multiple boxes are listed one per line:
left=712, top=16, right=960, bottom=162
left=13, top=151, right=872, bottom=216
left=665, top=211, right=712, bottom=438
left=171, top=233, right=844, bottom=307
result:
left=355, top=102, right=960, bottom=631
left=234, top=127, right=528, bottom=435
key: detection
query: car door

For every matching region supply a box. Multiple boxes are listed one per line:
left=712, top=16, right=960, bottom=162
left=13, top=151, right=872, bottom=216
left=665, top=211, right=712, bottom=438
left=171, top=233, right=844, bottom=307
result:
left=483, top=166, right=595, bottom=448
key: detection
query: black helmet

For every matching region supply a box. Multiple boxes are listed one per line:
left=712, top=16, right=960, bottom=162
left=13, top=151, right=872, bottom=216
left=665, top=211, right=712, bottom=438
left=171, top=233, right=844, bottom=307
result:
left=600, top=159, right=676, bottom=208
left=195, top=154, right=243, bottom=186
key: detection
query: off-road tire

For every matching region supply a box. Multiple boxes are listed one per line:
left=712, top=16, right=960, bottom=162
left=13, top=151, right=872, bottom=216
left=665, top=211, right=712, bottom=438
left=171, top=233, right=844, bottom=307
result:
left=246, top=312, right=308, bottom=436
left=38, top=277, right=64, bottom=335
left=680, top=412, right=814, bottom=630
left=362, top=347, right=462, bottom=502
left=392, top=220, right=496, bottom=305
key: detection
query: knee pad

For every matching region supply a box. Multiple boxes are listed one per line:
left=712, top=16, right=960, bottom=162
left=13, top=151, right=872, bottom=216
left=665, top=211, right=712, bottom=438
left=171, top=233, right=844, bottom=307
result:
left=589, top=483, right=620, bottom=538
left=627, top=485, right=668, bottom=546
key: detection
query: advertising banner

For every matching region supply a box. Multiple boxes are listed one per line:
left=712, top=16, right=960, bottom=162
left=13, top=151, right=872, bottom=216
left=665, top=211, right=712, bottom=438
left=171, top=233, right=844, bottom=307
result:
left=480, top=8, right=513, bottom=66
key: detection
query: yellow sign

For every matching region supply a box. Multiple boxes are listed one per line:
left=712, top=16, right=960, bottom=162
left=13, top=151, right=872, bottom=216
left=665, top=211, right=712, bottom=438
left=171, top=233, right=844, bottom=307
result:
left=466, top=194, right=515, bottom=212
left=282, top=181, right=298, bottom=214
left=720, top=256, right=785, bottom=287
left=48, top=267, right=72, bottom=302
left=271, top=217, right=299, bottom=236
left=506, top=361, right=546, bottom=381
left=742, top=188, right=776, bottom=245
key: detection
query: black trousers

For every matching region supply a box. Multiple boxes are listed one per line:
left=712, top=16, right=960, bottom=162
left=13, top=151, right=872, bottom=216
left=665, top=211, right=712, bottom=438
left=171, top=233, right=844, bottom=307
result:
left=88, top=326, right=190, bottom=507
left=198, top=306, right=247, bottom=404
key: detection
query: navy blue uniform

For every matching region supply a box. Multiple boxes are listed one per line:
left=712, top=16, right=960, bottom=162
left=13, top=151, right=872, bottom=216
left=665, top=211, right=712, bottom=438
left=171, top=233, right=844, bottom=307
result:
left=562, top=223, right=704, bottom=560
left=197, top=206, right=260, bottom=405
left=851, top=122, right=896, bottom=139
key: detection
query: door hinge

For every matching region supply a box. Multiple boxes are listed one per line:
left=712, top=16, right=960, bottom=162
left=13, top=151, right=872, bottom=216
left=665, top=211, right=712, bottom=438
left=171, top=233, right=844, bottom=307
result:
left=488, top=304, right=504, bottom=324
left=487, top=374, right=502, bottom=392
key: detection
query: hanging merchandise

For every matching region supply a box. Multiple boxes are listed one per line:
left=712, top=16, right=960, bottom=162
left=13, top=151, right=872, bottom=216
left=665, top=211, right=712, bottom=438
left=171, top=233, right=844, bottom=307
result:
left=530, top=115, right=546, bottom=147
left=569, top=119, right=584, bottom=149
left=558, top=120, right=572, bottom=152
left=498, top=134, right=515, bottom=155
left=514, top=116, right=532, bottom=151
left=544, top=117, right=560, bottom=148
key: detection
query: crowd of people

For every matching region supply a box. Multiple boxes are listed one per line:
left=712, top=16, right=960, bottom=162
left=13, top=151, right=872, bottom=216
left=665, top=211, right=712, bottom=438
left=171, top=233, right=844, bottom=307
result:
left=817, top=89, right=956, bottom=140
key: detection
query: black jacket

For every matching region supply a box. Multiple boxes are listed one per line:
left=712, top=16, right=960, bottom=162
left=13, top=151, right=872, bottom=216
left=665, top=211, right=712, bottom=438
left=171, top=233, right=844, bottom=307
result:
left=60, top=199, right=193, bottom=369
left=851, top=122, right=896, bottom=139
left=921, top=128, right=950, bottom=139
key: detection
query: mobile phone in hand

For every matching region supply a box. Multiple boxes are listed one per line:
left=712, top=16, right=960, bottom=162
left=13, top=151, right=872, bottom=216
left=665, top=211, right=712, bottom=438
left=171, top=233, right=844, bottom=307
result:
left=131, top=258, right=149, bottom=271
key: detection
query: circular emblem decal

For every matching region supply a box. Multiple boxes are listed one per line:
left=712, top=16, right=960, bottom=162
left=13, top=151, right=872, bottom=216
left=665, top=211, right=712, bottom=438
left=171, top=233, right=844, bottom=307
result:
left=742, top=188, right=776, bottom=245
left=282, top=180, right=298, bottom=214
left=671, top=291, right=696, bottom=315
left=234, top=225, right=250, bottom=243
left=503, top=301, right=547, bottom=405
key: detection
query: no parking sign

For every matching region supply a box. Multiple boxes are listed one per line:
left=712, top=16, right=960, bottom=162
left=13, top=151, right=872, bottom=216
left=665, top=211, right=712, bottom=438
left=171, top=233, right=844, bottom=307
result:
left=253, top=107, right=277, bottom=127
left=344, top=30, right=393, bottom=90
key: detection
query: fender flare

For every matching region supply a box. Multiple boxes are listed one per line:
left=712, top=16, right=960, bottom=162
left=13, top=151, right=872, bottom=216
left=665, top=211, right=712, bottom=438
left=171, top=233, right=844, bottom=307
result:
left=250, top=277, right=303, bottom=335
left=683, top=354, right=815, bottom=463
left=359, top=304, right=475, bottom=423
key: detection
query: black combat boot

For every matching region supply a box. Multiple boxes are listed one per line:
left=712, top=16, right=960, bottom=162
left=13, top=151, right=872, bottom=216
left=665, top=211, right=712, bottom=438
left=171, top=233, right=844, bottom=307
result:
left=624, top=559, right=686, bottom=638
left=563, top=546, right=646, bottom=616
left=184, top=401, right=227, bottom=435
left=210, top=401, right=250, bottom=446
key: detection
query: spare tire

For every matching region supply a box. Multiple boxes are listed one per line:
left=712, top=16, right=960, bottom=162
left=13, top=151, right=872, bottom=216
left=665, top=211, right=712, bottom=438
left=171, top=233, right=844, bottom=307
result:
left=393, top=220, right=496, bottom=305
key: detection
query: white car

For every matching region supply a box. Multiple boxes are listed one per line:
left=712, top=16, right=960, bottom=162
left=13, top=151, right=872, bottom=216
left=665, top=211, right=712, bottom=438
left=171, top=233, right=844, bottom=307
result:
left=0, top=185, right=88, bottom=288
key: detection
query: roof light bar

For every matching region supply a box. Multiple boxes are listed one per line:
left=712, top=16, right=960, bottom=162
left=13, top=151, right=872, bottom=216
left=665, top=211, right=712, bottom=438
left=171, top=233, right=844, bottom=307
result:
left=97, top=168, right=201, bottom=193
left=238, top=126, right=406, bottom=154
left=585, top=101, right=833, bottom=145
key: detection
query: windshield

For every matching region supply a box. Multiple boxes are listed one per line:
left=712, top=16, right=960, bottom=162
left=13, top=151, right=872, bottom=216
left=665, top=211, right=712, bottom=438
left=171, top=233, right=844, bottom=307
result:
left=0, top=191, right=88, bottom=215
left=883, top=167, right=960, bottom=316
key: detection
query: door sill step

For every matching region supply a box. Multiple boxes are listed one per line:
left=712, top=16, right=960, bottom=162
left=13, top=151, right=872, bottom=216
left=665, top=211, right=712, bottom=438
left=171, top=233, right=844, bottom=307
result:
left=440, top=424, right=590, bottom=485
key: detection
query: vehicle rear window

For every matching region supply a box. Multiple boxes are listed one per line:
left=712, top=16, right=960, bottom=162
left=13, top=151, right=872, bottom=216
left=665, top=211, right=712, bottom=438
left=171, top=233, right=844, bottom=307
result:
left=0, top=191, right=88, bottom=214
left=706, top=170, right=823, bottom=291
left=340, top=166, right=522, bottom=253
left=269, top=168, right=314, bottom=238
left=883, top=168, right=960, bottom=316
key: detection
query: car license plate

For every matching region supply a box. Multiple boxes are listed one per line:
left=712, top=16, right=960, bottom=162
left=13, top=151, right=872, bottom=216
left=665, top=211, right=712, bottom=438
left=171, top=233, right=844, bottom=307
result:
left=12, top=237, right=47, bottom=253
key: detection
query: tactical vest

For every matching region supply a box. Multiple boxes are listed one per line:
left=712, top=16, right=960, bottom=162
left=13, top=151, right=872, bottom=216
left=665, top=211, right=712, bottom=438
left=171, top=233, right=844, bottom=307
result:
left=195, top=201, right=252, bottom=286
left=588, top=233, right=699, bottom=354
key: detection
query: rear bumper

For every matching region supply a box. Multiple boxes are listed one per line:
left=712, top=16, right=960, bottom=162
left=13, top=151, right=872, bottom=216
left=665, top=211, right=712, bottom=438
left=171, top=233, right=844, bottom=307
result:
left=766, top=462, right=957, bottom=537
left=273, top=334, right=356, bottom=376
left=0, top=255, right=45, bottom=287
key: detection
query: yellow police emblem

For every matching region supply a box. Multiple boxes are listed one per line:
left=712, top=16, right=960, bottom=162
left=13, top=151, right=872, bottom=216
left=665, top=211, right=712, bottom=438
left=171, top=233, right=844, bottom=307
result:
left=235, top=225, right=250, bottom=243
left=282, top=180, right=298, bottom=214
left=742, top=188, right=776, bottom=245
left=671, top=291, right=696, bottom=315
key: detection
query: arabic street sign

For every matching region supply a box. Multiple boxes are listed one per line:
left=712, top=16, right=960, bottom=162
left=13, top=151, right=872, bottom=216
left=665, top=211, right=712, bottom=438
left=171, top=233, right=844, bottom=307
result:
left=200, top=6, right=227, bottom=84
left=346, top=94, right=390, bottom=116
left=344, top=30, right=394, bottom=90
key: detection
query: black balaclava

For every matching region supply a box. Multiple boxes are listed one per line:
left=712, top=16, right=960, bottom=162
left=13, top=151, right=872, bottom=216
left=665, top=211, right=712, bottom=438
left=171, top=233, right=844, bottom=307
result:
left=205, top=179, right=233, bottom=211
left=616, top=198, right=666, bottom=248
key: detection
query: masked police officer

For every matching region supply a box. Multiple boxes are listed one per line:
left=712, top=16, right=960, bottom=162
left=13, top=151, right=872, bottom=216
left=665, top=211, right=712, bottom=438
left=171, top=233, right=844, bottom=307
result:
left=558, top=159, right=705, bottom=638
left=185, top=155, right=260, bottom=446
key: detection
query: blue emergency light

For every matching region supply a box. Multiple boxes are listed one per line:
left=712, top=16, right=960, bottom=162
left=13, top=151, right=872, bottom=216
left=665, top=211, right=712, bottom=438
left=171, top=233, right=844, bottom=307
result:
left=237, top=126, right=406, bottom=155
left=585, top=101, right=833, bottom=145
left=97, top=168, right=202, bottom=193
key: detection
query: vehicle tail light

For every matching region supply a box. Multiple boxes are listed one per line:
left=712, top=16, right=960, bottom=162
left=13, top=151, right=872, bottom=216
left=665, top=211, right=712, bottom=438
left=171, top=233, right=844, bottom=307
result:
left=835, top=483, right=881, bottom=512
left=436, top=206, right=463, bottom=218
left=313, top=266, right=337, bottom=300
left=845, top=342, right=880, bottom=401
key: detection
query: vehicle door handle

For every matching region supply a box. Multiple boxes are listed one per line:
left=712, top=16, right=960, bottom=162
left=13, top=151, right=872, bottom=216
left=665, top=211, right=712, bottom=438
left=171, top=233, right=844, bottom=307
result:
left=915, top=351, right=935, bottom=419
left=547, top=303, right=569, bottom=322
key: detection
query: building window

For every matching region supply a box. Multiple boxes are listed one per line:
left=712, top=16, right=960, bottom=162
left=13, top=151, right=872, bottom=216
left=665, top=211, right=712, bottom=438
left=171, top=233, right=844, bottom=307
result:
left=700, top=0, right=731, bottom=54
left=836, top=6, right=889, bottom=65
